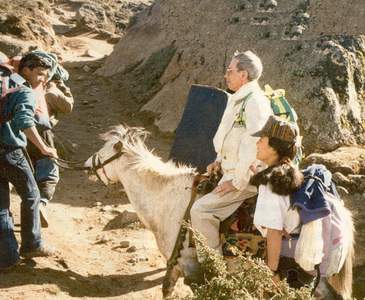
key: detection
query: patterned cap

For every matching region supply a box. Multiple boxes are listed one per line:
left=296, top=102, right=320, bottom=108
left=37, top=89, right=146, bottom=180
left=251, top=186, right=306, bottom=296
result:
left=30, top=50, right=69, bottom=81
left=252, top=115, right=298, bottom=143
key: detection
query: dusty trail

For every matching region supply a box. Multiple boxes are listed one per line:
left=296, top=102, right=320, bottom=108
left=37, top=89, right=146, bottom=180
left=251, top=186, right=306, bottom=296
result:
left=0, top=32, right=189, bottom=300
left=2, top=1, right=363, bottom=298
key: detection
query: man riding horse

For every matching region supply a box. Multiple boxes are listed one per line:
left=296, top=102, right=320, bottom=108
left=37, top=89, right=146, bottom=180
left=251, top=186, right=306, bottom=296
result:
left=190, top=51, right=272, bottom=261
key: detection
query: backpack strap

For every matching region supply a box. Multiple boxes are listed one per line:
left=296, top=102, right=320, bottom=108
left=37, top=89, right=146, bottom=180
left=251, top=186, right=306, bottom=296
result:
left=0, top=63, right=15, bottom=72
left=239, top=92, right=252, bottom=113
left=232, top=92, right=253, bottom=128
left=0, top=64, right=25, bottom=124
left=1, top=75, right=8, bottom=98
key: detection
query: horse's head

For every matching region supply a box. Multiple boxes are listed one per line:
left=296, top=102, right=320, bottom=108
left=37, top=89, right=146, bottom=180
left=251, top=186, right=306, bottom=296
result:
left=84, top=125, right=147, bottom=185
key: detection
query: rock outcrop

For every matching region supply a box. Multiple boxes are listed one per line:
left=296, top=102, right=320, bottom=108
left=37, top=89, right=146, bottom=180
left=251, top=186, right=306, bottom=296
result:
left=75, top=0, right=152, bottom=38
left=0, top=1, right=58, bottom=55
left=0, top=0, right=153, bottom=57
left=99, top=0, right=365, bottom=154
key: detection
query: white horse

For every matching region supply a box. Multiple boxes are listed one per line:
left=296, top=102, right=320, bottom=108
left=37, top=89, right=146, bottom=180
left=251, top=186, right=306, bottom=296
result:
left=84, top=125, right=198, bottom=297
left=84, top=124, right=354, bottom=299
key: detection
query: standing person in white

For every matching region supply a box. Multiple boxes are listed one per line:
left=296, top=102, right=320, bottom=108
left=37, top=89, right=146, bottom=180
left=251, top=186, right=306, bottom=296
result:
left=191, top=50, right=272, bottom=256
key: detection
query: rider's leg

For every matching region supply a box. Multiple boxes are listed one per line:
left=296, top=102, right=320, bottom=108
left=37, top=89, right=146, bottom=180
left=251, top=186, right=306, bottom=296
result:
left=191, top=188, right=256, bottom=260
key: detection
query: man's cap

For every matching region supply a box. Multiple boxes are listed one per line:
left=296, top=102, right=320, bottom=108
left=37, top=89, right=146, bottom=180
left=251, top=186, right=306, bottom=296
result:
left=252, top=115, right=298, bottom=143
left=29, top=50, right=69, bottom=81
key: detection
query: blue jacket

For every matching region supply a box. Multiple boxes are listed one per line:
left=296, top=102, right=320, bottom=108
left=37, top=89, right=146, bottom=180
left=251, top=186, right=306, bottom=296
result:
left=0, top=86, right=36, bottom=148
left=291, top=164, right=338, bottom=224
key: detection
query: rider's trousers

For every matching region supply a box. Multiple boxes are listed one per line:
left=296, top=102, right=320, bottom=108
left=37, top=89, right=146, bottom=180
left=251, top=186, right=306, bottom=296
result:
left=191, top=180, right=256, bottom=260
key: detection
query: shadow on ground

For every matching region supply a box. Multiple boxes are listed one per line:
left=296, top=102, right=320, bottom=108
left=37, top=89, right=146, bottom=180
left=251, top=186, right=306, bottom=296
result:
left=0, top=263, right=165, bottom=297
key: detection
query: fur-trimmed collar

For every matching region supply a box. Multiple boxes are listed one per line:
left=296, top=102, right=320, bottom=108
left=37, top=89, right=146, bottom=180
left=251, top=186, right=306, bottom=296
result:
left=250, top=163, right=304, bottom=196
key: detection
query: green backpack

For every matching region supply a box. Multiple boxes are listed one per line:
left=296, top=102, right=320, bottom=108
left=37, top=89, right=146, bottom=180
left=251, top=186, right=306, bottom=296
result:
left=264, top=84, right=298, bottom=123
left=264, top=85, right=302, bottom=165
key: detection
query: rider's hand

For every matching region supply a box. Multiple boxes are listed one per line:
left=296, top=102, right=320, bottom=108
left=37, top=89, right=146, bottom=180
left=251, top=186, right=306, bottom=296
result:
left=41, top=146, right=58, bottom=158
left=213, top=180, right=237, bottom=196
left=207, top=161, right=221, bottom=175
left=249, top=164, right=257, bottom=174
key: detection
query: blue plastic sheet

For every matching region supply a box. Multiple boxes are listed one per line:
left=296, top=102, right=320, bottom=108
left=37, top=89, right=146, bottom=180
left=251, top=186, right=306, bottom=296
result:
left=169, top=84, right=228, bottom=173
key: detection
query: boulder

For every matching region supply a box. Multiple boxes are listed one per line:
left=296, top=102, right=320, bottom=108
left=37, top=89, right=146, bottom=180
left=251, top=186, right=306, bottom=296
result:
left=303, top=146, right=365, bottom=176
left=0, top=35, right=38, bottom=57
left=76, top=3, right=108, bottom=32
left=75, top=0, right=152, bottom=36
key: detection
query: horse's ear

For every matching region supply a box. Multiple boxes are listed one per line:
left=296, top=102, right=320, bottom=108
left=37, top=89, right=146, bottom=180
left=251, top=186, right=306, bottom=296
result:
left=113, top=141, right=123, bottom=152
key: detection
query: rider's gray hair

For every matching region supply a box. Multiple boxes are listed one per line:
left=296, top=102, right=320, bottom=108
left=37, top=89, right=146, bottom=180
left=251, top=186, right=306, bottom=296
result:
left=233, top=50, right=263, bottom=81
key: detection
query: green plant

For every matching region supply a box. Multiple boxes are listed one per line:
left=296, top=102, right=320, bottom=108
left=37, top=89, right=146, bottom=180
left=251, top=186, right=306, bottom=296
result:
left=183, top=223, right=313, bottom=300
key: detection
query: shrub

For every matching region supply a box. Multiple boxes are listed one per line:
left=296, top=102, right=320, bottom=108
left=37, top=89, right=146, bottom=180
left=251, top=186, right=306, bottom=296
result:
left=183, top=224, right=313, bottom=300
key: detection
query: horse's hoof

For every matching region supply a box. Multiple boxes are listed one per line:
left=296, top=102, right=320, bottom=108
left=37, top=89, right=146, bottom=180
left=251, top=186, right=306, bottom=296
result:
left=183, top=268, right=205, bottom=287
left=162, top=279, right=173, bottom=298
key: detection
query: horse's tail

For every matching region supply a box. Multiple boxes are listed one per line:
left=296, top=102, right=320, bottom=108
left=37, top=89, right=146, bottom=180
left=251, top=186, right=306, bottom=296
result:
left=328, top=205, right=355, bottom=300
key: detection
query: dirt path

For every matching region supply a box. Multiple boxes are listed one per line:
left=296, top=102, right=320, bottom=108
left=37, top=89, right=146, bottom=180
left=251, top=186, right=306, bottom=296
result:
left=0, top=29, right=190, bottom=299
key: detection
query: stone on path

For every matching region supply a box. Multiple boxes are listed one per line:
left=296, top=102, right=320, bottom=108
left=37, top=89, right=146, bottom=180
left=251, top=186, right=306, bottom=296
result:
left=120, top=240, right=130, bottom=248
left=126, top=246, right=137, bottom=253
left=120, top=209, right=139, bottom=226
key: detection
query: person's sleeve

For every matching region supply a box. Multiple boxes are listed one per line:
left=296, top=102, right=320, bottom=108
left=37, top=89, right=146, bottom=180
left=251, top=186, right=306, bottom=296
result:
left=45, top=82, right=74, bottom=114
left=11, top=88, right=36, bottom=131
left=231, top=95, right=272, bottom=190
left=213, top=121, right=223, bottom=162
left=254, top=186, right=286, bottom=236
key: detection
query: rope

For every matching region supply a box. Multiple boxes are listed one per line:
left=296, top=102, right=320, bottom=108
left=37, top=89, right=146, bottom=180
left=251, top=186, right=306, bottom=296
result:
left=52, top=157, right=90, bottom=170
left=165, top=175, right=201, bottom=268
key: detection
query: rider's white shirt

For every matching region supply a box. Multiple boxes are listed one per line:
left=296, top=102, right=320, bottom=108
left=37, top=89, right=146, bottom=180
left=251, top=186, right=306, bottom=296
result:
left=213, top=80, right=272, bottom=191
left=253, top=184, right=300, bottom=237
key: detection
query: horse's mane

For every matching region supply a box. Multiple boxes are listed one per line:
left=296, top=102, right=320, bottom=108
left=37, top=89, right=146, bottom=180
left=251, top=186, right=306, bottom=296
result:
left=101, top=125, right=195, bottom=178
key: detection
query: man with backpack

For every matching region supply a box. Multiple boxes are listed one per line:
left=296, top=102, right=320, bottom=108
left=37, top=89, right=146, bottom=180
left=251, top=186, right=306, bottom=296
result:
left=23, top=51, right=73, bottom=228
left=190, top=51, right=273, bottom=258
left=0, top=53, right=57, bottom=270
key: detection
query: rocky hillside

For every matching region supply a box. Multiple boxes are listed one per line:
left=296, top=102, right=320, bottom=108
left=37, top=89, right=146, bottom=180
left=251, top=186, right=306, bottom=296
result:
left=99, top=0, right=365, bottom=155
left=0, top=0, right=152, bottom=58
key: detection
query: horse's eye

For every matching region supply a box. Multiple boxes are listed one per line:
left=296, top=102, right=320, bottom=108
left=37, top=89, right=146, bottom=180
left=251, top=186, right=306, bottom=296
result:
left=113, top=141, right=123, bottom=152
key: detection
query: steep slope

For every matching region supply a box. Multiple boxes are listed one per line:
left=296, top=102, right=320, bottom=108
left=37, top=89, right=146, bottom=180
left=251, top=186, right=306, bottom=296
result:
left=99, top=0, right=365, bottom=154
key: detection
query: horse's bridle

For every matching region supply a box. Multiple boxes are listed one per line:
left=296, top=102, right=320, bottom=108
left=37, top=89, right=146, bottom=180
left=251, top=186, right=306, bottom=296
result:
left=52, top=142, right=124, bottom=186
left=89, top=150, right=124, bottom=185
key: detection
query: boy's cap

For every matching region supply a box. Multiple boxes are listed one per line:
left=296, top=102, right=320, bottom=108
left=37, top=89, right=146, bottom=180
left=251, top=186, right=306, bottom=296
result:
left=252, top=115, right=298, bottom=143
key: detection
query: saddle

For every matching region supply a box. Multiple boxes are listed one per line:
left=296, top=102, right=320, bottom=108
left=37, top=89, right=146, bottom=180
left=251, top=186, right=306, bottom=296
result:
left=220, top=196, right=266, bottom=259
left=194, top=174, right=266, bottom=260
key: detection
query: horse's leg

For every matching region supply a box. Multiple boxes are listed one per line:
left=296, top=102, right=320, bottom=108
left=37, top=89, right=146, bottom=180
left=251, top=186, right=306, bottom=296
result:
left=314, top=278, right=343, bottom=300
left=315, top=206, right=354, bottom=300
left=178, top=243, right=205, bottom=287
left=163, top=239, right=203, bottom=295
left=162, top=246, right=202, bottom=297
left=162, top=264, right=181, bottom=298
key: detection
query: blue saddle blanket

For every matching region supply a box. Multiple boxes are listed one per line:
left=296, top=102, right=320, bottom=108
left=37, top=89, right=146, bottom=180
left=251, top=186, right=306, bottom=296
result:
left=169, top=84, right=228, bottom=173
